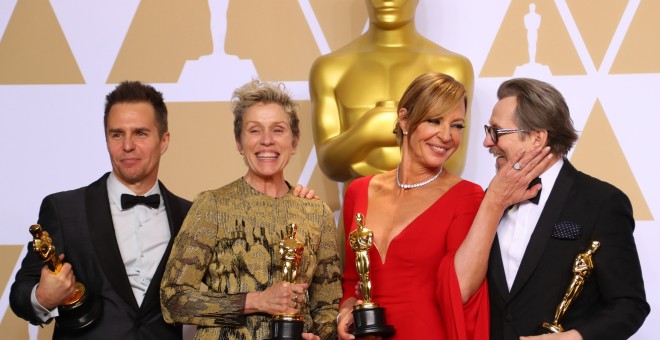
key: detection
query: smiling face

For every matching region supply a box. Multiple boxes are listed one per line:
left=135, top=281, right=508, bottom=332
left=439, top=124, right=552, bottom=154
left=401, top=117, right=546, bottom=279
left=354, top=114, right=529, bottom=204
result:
left=401, top=100, right=466, bottom=170
left=483, top=96, right=537, bottom=170
left=106, top=102, right=169, bottom=194
left=237, top=102, right=298, bottom=184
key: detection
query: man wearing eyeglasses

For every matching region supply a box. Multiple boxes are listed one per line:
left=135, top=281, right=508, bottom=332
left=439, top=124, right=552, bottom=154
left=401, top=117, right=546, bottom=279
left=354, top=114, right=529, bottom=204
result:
left=483, top=78, right=649, bottom=340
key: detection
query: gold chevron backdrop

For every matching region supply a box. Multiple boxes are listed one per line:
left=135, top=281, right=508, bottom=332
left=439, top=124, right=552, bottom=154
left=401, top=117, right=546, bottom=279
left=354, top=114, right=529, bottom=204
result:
left=1, top=1, right=658, bottom=339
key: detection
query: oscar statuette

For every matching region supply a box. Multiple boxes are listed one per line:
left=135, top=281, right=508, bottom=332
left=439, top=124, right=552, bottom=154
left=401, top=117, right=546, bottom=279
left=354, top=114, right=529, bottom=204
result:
left=541, top=240, right=601, bottom=333
left=348, top=213, right=395, bottom=338
left=269, top=223, right=305, bottom=340
left=29, top=224, right=102, bottom=330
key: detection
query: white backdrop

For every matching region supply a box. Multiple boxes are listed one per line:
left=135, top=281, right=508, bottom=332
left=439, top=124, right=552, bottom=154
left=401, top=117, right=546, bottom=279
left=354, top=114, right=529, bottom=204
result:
left=0, top=1, right=657, bottom=338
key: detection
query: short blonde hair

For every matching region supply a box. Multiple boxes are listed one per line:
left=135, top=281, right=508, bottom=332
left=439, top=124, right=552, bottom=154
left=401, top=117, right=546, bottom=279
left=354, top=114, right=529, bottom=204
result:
left=394, top=72, right=467, bottom=145
left=232, top=79, right=300, bottom=141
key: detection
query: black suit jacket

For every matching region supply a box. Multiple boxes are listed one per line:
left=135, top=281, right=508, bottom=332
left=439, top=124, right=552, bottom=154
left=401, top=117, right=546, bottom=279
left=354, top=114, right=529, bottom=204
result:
left=10, top=173, right=191, bottom=340
left=487, top=160, right=649, bottom=340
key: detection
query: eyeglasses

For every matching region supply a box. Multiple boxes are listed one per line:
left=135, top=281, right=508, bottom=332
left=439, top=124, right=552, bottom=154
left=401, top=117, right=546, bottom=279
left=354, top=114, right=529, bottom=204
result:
left=484, top=125, right=527, bottom=144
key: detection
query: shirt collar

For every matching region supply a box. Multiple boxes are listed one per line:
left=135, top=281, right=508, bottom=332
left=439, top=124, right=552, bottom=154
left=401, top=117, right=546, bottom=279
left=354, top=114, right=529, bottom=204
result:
left=534, top=157, right=564, bottom=206
left=107, top=172, right=161, bottom=210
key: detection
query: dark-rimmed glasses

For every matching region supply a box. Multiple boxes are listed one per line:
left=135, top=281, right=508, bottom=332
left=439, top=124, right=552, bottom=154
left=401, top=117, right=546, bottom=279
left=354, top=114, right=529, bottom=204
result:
left=484, top=125, right=527, bottom=144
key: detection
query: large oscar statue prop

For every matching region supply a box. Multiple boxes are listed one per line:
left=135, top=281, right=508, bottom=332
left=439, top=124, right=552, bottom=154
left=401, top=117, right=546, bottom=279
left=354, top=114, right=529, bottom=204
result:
left=310, top=0, right=474, bottom=266
left=29, top=224, right=102, bottom=330
left=541, top=241, right=601, bottom=333
left=349, top=213, right=395, bottom=338
left=269, top=223, right=305, bottom=340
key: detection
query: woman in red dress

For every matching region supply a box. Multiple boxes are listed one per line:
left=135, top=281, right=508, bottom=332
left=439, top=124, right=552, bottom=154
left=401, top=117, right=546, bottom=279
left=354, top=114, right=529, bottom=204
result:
left=337, top=72, right=551, bottom=340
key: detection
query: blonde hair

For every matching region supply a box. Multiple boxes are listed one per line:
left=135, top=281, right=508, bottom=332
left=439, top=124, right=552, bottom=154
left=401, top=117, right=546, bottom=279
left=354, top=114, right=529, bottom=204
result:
left=232, top=79, right=300, bottom=141
left=394, top=72, right=467, bottom=145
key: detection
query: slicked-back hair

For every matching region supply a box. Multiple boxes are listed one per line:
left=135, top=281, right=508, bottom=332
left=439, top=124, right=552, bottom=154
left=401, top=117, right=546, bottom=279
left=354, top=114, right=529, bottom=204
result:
left=232, top=79, right=300, bottom=142
left=497, top=78, right=578, bottom=156
left=394, top=72, right=468, bottom=145
left=104, top=81, right=168, bottom=137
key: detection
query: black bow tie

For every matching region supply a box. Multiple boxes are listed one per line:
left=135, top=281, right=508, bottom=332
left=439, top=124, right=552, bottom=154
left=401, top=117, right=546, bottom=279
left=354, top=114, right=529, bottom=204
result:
left=504, top=177, right=542, bottom=212
left=121, top=193, right=160, bottom=209
left=528, top=177, right=542, bottom=205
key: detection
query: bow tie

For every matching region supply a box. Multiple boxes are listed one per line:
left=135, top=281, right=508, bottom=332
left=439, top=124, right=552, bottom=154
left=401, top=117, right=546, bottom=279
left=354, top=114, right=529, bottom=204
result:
left=120, top=193, right=160, bottom=209
left=528, top=177, right=542, bottom=205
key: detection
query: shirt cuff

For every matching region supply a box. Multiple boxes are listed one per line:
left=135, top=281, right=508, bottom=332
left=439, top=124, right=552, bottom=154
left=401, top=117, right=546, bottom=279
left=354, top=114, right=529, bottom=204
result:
left=31, top=284, right=59, bottom=323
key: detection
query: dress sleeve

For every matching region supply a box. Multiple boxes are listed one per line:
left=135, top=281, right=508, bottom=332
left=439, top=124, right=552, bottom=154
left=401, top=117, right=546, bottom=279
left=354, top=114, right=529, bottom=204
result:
left=307, top=203, right=342, bottom=339
left=436, top=184, right=490, bottom=340
left=160, top=191, right=247, bottom=327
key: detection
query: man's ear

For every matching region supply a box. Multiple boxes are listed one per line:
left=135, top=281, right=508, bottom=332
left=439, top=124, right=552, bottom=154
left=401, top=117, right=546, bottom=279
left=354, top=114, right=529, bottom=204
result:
left=159, top=131, right=171, bottom=155
left=533, top=130, right=548, bottom=147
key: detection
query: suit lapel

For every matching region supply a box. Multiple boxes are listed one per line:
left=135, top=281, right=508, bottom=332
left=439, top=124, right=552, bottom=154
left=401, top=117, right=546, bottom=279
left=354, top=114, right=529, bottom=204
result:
left=489, top=233, right=510, bottom=299
left=139, top=181, right=186, bottom=312
left=86, top=173, right=139, bottom=309
left=509, top=160, right=577, bottom=297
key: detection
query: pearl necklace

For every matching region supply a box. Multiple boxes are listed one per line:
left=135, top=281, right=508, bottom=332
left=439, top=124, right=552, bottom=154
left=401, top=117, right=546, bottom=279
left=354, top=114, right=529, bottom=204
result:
left=396, top=164, right=444, bottom=189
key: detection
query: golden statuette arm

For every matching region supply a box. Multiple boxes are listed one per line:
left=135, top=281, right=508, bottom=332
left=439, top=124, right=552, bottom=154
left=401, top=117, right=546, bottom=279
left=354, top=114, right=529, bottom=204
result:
left=542, top=240, right=601, bottom=333
left=29, top=224, right=62, bottom=273
left=278, top=223, right=304, bottom=284
left=349, top=213, right=374, bottom=304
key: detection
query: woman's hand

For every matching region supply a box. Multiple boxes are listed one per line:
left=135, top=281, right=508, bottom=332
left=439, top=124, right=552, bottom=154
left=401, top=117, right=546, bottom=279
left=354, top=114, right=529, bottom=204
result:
left=338, top=297, right=385, bottom=340
left=353, top=283, right=360, bottom=299
left=302, top=333, right=321, bottom=340
left=337, top=305, right=355, bottom=340
left=293, top=184, right=320, bottom=200
left=337, top=297, right=361, bottom=340
left=244, top=282, right=309, bottom=315
left=486, top=146, right=553, bottom=210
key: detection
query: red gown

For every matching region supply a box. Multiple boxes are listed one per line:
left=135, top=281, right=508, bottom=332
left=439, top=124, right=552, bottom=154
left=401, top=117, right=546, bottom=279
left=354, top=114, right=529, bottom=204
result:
left=341, top=176, right=490, bottom=340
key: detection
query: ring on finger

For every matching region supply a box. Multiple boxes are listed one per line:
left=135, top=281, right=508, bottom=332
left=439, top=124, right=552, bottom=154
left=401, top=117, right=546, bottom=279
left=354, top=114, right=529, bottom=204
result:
left=292, top=294, right=298, bottom=302
left=513, top=162, right=522, bottom=171
left=293, top=301, right=299, bottom=309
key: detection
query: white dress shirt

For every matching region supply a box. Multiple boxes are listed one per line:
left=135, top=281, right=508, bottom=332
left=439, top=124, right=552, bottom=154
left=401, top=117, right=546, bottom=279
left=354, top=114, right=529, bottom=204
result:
left=497, top=158, right=563, bottom=290
left=107, top=173, right=170, bottom=306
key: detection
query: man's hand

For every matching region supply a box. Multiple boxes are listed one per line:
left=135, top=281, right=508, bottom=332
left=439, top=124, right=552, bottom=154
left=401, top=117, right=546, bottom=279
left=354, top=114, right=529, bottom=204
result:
left=520, top=329, right=583, bottom=340
left=35, top=254, right=77, bottom=309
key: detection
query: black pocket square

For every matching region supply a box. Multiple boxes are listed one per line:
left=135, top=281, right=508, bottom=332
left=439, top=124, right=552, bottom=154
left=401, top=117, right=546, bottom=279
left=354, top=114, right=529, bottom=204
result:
left=551, top=221, right=582, bottom=240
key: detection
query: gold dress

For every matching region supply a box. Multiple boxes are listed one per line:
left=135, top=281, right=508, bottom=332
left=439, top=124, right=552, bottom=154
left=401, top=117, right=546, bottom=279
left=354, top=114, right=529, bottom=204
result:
left=160, top=178, right=342, bottom=339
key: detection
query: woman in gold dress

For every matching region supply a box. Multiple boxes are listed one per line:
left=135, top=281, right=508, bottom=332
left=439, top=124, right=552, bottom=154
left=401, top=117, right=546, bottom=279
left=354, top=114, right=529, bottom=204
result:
left=160, top=80, right=342, bottom=340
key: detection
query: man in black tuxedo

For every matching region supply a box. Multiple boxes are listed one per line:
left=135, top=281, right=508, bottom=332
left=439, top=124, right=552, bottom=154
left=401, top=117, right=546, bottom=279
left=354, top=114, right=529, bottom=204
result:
left=484, top=78, right=649, bottom=339
left=10, top=81, right=192, bottom=339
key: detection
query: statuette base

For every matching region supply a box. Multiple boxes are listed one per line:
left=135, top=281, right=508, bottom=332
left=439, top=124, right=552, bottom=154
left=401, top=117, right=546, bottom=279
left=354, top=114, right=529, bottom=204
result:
left=350, top=306, right=395, bottom=338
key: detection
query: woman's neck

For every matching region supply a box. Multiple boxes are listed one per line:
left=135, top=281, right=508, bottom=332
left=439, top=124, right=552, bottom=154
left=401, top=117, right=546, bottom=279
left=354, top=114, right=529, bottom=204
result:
left=243, top=173, right=289, bottom=198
